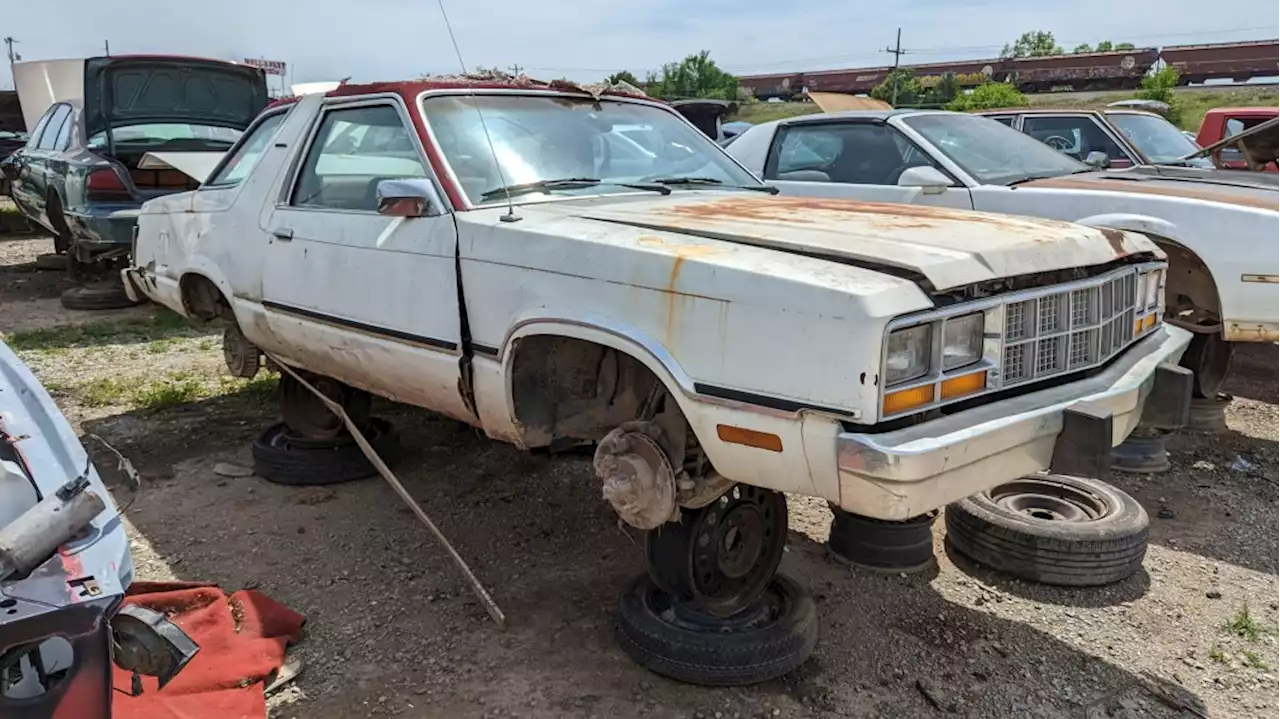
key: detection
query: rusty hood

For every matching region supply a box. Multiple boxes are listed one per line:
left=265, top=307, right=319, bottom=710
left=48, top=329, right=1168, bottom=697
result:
left=568, top=195, right=1159, bottom=290
left=1022, top=168, right=1278, bottom=210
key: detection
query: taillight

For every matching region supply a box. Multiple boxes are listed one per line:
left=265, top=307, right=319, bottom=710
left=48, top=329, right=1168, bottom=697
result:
left=86, top=168, right=132, bottom=202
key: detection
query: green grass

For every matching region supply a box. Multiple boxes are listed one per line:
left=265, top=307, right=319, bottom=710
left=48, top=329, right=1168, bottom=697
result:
left=1209, top=645, right=1228, bottom=663
left=4, top=311, right=209, bottom=352
left=1224, top=603, right=1262, bottom=642
left=1026, top=85, right=1278, bottom=131
left=1243, top=650, right=1270, bottom=671
left=730, top=102, right=820, bottom=125
left=146, top=338, right=181, bottom=354
left=64, top=370, right=277, bottom=411
left=78, top=377, right=136, bottom=407
left=132, top=372, right=206, bottom=409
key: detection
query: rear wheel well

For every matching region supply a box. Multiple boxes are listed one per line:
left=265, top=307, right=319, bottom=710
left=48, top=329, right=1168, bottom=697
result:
left=179, top=274, right=233, bottom=321
left=508, top=335, right=707, bottom=473
left=1152, top=237, right=1221, bottom=328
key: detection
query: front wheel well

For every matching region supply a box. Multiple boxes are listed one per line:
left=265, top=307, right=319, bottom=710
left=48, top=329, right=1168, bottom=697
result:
left=1151, top=237, right=1221, bottom=327
left=178, top=273, right=233, bottom=322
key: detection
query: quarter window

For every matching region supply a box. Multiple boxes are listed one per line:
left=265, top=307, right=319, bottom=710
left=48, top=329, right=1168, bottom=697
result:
left=291, top=104, right=428, bottom=211
left=768, top=123, right=940, bottom=184
left=207, top=110, right=289, bottom=186
left=26, top=108, right=57, bottom=149
left=36, top=105, right=71, bottom=151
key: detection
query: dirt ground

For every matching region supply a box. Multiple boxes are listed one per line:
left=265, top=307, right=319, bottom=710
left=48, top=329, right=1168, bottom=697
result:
left=3, top=234, right=1278, bottom=719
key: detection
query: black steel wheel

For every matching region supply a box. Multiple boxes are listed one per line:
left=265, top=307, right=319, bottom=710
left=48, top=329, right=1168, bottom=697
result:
left=645, top=485, right=787, bottom=617
left=945, top=474, right=1149, bottom=587
left=1180, top=332, right=1235, bottom=399
left=279, top=371, right=371, bottom=441
left=252, top=418, right=400, bottom=485
left=614, top=572, right=816, bottom=686
left=223, top=324, right=261, bottom=379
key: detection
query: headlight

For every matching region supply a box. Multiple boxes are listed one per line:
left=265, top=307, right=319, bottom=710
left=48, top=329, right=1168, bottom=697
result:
left=942, top=313, right=983, bottom=370
left=1145, top=270, right=1161, bottom=310
left=885, top=324, right=931, bottom=385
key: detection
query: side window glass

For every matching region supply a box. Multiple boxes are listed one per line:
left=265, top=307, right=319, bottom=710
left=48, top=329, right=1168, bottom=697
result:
left=26, top=108, right=56, bottom=149
left=53, top=109, right=74, bottom=150
left=36, top=106, right=71, bottom=151
left=1224, top=119, right=1244, bottom=138
left=207, top=110, right=289, bottom=186
left=1023, top=116, right=1127, bottom=162
left=770, top=127, right=842, bottom=181
left=772, top=124, right=933, bottom=185
left=291, top=104, right=428, bottom=211
left=989, top=116, right=1015, bottom=127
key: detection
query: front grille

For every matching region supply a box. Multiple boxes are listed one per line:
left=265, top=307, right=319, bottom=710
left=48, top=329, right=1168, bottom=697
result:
left=1001, top=269, right=1142, bottom=388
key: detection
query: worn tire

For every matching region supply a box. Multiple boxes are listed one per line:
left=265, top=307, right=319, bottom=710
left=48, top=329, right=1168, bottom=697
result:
left=1180, top=332, right=1235, bottom=399
left=945, top=474, right=1149, bottom=587
left=251, top=418, right=400, bottom=486
left=60, top=283, right=138, bottom=311
left=615, top=573, right=817, bottom=686
left=34, top=252, right=65, bottom=271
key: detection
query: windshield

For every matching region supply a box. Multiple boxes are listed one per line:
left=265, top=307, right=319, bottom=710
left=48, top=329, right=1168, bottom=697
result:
left=87, top=123, right=242, bottom=149
left=1108, top=113, right=1211, bottom=167
left=902, top=113, right=1088, bottom=185
left=421, top=94, right=762, bottom=206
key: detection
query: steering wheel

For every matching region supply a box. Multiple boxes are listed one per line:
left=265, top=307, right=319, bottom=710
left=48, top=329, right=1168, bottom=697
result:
left=1044, top=135, right=1073, bottom=151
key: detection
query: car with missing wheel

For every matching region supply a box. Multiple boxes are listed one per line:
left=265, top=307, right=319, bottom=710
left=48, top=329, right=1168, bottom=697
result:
left=0, top=55, right=268, bottom=310
left=124, top=76, right=1192, bottom=685
left=725, top=108, right=1279, bottom=400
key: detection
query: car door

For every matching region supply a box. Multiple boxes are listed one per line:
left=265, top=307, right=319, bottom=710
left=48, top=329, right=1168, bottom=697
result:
left=1019, top=114, right=1135, bottom=168
left=762, top=120, right=973, bottom=209
left=9, top=105, right=69, bottom=228
left=261, top=97, right=473, bottom=422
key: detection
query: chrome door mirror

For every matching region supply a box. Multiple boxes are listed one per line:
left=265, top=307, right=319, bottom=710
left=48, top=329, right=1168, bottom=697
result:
left=376, top=178, right=437, bottom=217
left=1084, top=151, right=1111, bottom=169
left=896, top=165, right=952, bottom=195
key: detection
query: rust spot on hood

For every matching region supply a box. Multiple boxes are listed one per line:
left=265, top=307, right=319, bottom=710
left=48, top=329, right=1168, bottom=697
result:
left=1025, top=177, right=1279, bottom=211
left=1098, top=227, right=1129, bottom=257
left=661, top=196, right=999, bottom=226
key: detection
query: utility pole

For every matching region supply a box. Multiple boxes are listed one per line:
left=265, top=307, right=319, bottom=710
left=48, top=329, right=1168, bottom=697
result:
left=884, top=28, right=905, bottom=106
left=508, top=63, right=523, bottom=77
left=104, top=39, right=111, bottom=56
left=4, top=37, right=18, bottom=65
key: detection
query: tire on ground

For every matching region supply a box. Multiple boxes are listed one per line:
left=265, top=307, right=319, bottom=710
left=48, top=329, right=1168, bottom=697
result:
left=1179, top=332, right=1235, bottom=399
left=614, top=573, right=816, bottom=686
left=60, top=283, right=138, bottom=311
left=251, top=418, right=401, bottom=486
left=945, top=474, right=1149, bottom=587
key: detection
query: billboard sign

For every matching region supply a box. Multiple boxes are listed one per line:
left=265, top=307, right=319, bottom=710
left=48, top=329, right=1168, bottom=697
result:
left=244, top=58, right=287, bottom=76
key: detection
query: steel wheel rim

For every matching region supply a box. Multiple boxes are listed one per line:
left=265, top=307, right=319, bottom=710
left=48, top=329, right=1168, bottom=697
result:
left=986, top=479, right=1112, bottom=523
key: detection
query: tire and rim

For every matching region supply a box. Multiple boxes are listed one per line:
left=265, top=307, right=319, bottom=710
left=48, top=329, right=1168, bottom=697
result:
left=279, top=371, right=372, bottom=441
left=615, top=572, right=817, bottom=686
left=1180, top=332, right=1235, bottom=399
left=34, top=252, right=65, bottom=271
left=251, top=417, right=400, bottom=485
left=645, top=485, right=788, bottom=617
left=945, top=474, right=1149, bottom=587
left=60, top=281, right=138, bottom=311
left=827, top=507, right=937, bottom=574
left=223, top=324, right=261, bottom=379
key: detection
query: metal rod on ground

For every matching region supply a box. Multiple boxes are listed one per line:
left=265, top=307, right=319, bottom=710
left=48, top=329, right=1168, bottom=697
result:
left=267, top=355, right=507, bottom=629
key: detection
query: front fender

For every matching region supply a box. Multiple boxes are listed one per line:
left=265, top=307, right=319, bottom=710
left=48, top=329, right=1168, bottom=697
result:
left=1074, top=213, right=1183, bottom=252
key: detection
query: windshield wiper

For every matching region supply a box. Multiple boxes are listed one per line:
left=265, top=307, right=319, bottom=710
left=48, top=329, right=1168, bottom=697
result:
left=1005, top=168, right=1095, bottom=187
left=645, top=176, right=780, bottom=194
left=480, top=177, right=670, bottom=201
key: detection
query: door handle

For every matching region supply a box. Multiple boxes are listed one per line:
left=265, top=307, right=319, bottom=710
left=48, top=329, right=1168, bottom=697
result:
left=272, top=228, right=293, bottom=241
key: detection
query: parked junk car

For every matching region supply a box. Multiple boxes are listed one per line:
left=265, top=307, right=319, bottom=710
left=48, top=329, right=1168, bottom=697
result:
left=124, top=76, right=1192, bottom=685
left=719, top=121, right=753, bottom=146
left=669, top=98, right=735, bottom=142
left=725, top=109, right=1278, bottom=398
left=1194, top=107, right=1279, bottom=172
left=0, top=340, right=197, bottom=717
left=0, top=55, right=268, bottom=309
left=976, top=107, right=1212, bottom=169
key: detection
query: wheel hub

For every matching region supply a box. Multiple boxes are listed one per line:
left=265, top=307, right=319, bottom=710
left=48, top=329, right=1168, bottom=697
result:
left=987, top=478, right=1110, bottom=523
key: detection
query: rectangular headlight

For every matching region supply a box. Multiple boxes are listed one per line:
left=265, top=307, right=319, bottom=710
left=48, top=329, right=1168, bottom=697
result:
left=942, top=313, right=982, bottom=371
left=1145, top=270, right=1161, bottom=310
left=885, top=324, right=931, bottom=386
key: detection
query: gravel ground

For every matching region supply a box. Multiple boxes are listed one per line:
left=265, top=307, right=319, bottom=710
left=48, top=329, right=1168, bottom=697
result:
left=2, top=234, right=1277, bottom=719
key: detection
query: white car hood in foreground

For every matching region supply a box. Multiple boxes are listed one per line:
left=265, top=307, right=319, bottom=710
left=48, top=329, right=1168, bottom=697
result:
left=569, top=194, right=1159, bottom=290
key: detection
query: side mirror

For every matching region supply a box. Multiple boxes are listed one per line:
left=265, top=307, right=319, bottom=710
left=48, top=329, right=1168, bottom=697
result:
left=376, top=178, right=437, bottom=217
left=897, top=165, right=951, bottom=195
left=1084, top=151, right=1111, bottom=169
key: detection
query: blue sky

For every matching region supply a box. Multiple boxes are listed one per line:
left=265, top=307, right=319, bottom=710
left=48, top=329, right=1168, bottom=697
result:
left=4, top=0, right=1277, bottom=88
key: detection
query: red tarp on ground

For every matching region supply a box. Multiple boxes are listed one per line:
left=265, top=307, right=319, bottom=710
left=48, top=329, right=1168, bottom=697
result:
left=112, top=581, right=305, bottom=719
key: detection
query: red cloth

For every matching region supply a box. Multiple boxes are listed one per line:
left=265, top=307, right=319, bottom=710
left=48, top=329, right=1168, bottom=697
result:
left=112, top=581, right=305, bottom=719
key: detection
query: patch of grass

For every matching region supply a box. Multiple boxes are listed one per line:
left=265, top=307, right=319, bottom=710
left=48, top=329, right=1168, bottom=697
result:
left=217, top=374, right=279, bottom=399
left=3, top=310, right=207, bottom=352
left=146, top=337, right=181, bottom=354
left=1243, top=650, right=1270, bottom=671
left=197, top=338, right=215, bottom=351
left=731, top=101, right=820, bottom=125
left=1209, top=645, right=1227, bottom=664
left=1224, top=603, right=1262, bottom=642
left=132, top=372, right=206, bottom=409
left=77, top=377, right=136, bottom=407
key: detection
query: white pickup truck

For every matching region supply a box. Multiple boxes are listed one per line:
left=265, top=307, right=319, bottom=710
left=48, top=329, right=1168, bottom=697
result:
left=123, top=78, right=1191, bottom=683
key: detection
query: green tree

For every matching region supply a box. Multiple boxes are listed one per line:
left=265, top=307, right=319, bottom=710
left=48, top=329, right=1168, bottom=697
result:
left=921, top=72, right=960, bottom=106
left=606, top=70, right=640, bottom=87
left=1135, top=65, right=1183, bottom=124
left=645, top=51, right=739, bottom=101
left=870, top=68, right=922, bottom=106
left=1001, top=31, right=1064, bottom=58
left=946, top=81, right=1028, bottom=111
left=1095, top=40, right=1114, bottom=52
left=1073, top=43, right=1093, bottom=53
left=1115, top=42, right=1135, bottom=50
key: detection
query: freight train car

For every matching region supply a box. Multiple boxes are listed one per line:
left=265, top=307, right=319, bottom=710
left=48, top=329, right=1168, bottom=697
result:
left=1009, top=47, right=1159, bottom=92
left=1160, top=39, right=1279, bottom=84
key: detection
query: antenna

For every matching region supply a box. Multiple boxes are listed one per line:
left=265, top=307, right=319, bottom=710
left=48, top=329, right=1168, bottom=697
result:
left=433, top=0, right=521, bottom=223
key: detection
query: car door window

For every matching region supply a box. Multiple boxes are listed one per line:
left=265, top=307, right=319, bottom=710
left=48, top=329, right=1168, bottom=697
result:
left=1022, top=116, right=1127, bottom=163
left=768, top=123, right=938, bottom=184
left=25, top=108, right=57, bottom=149
left=292, top=104, right=428, bottom=211
left=36, top=105, right=71, bottom=151
left=53, top=109, right=74, bottom=150
left=206, top=110, right=289, bottom=187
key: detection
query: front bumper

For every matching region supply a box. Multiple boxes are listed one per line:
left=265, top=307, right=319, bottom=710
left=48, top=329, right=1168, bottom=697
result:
left=836, top=325, right=1192, bottom=520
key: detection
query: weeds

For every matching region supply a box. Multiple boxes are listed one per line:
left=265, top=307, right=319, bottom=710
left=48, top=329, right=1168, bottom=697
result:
left=132, top=372, right=206, bottom=409
left=1243, top=650, right=1270, bottom=671
left=77, top=378, right=135, bottom=407
left=4, top=311, right=206, bottom=352
left=1225, top=603, right=1262, bottom=642
left=1208, top=645, right=1227, bottom=663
